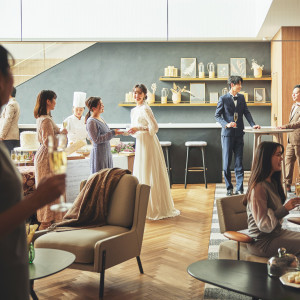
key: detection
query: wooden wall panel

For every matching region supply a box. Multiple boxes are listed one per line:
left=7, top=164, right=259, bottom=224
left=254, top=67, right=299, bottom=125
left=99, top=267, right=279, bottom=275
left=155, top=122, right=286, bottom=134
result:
left=272, top=27, right=300, bottom=183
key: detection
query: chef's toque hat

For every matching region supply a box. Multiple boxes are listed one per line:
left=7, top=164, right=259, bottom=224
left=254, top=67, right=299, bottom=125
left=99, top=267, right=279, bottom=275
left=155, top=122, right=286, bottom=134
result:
left=73, top=92, right=87, bottom=107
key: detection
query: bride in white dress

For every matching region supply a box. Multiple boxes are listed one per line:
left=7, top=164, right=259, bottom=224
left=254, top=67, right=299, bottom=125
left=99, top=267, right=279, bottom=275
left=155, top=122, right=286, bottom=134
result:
left=128, top=84, right=180, bottom=220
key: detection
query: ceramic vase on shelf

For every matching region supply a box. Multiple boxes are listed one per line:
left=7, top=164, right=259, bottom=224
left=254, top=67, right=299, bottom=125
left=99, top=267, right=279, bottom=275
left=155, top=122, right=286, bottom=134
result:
left=147, top=92, right=155, bottom=104
left=172, top=91, right=181, bottom=104
left=251, top=59, right=264, bottom=78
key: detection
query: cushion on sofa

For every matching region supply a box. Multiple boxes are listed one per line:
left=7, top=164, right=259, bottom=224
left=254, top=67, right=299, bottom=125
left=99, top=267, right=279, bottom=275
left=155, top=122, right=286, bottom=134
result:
left=35, top=225, right=129, bottom=264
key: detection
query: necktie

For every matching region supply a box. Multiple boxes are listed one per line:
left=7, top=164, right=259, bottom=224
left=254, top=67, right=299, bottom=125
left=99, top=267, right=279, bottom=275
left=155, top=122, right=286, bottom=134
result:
left=233, top=96, right=237, bottom=107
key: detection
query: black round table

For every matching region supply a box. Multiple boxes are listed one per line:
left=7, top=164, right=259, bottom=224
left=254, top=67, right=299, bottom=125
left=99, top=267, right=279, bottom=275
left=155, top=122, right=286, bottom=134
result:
left=187, top=259, right=300, bottom=300
left=29, top=248, right=76, bottom=300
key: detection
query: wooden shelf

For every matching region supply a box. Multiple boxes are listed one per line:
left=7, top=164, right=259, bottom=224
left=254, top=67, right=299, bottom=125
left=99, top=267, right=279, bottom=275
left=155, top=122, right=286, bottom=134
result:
left=119, top=102, right=272, bottom=107
left=159, top=76, right=272, bottom=82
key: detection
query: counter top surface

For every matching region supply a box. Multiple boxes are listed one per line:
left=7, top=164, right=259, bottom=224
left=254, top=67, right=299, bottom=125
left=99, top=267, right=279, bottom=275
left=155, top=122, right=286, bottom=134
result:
left=19, top=123, right=273, bottom=129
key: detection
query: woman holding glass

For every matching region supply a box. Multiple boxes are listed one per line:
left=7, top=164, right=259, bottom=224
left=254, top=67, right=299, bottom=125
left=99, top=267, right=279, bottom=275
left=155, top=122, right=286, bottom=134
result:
left=243, top=141, right=300, bottom=259
left=34, top=90, right=67, bottom=230
left=85, top=97, right=123, bottom=174
left=0, top=45, right=65, bottom=300
left=128, top=84, right=180, bottom=220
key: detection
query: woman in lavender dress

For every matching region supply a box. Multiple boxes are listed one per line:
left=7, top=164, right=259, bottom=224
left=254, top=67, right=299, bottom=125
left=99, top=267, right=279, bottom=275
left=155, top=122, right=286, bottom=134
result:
left=85, top=97, right=122, bottom=174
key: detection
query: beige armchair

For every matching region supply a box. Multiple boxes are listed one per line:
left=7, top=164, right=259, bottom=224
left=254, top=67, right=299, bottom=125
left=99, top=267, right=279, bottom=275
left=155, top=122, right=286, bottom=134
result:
left=216, top=195, right=268, bottom=263
left=35, top=174, right=150, bottom=299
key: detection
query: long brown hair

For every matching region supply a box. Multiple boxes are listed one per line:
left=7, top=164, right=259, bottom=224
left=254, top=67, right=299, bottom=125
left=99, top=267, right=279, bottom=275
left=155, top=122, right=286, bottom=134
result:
left=85, top=97, right=101, bottom=124
left=243, top=141, right=285, bottom=205
left=34, top=90, right=56, bottom=118
left=134, top=84, right=148, bottom=100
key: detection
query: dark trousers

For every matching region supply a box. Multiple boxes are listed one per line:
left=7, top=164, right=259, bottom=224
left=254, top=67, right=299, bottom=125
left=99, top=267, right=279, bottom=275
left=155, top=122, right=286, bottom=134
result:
left=221, top=135, right=244, bottom=191
left=3, top=140, right=20, bottom=153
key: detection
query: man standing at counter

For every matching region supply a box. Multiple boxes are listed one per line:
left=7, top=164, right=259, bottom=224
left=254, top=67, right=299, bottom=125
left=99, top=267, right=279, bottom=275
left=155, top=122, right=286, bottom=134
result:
left=277, top=85, right=300, bottom=192
left=215, top=76, right=260, bottom=196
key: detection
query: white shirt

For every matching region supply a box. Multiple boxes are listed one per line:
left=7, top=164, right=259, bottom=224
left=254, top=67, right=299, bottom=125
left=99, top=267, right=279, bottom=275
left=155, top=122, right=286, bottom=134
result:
left=229, top=92, right=237, bottom=107
left=64, top=114, right=88, bottom=145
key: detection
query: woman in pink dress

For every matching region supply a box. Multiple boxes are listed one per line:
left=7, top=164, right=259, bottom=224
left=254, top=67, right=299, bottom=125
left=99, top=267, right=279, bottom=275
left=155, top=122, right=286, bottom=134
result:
left=34, top=90, right=67, bottom=230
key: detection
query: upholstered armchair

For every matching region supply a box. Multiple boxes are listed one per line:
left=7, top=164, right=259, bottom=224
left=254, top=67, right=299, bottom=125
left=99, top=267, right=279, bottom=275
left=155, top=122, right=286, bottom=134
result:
left=35, top=174, right=150, bottom=299
left=216, top=195, right=268, bottom=263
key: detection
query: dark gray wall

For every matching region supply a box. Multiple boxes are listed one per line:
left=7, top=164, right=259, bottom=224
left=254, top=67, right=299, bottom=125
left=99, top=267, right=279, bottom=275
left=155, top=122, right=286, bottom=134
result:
left=16, top=42, right=271, bottom=184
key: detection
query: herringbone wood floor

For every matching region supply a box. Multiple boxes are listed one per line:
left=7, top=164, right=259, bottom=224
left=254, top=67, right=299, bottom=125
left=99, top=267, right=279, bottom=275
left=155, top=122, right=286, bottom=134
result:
left=33, top=184, right=215, bottom=300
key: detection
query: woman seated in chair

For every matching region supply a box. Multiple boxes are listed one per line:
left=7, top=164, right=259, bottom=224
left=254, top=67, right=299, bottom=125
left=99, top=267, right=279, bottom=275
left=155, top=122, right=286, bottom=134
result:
left=243, top=141, right=300, bottom=259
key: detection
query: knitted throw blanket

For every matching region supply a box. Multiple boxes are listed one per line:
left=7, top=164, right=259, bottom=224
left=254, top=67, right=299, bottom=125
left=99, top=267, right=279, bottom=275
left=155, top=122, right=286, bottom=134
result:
left=50, top=168, right=131, bottom=230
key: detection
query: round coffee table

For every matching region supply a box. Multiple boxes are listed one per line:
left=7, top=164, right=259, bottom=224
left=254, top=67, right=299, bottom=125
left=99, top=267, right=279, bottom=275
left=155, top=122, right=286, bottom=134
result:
left=29, top=248, right=75, bottom=300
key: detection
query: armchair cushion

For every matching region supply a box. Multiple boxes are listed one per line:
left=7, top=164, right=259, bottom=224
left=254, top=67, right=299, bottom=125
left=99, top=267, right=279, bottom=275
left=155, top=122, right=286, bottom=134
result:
left=107, top=175, right=138, bottom=228
left=35, top=225, right=129, bottom=264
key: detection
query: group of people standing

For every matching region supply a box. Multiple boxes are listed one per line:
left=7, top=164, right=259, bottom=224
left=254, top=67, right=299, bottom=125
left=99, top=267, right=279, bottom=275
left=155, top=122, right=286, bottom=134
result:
left=215, top=76, right=300, bottom=260
left=33, top=84, right=180, bottom=229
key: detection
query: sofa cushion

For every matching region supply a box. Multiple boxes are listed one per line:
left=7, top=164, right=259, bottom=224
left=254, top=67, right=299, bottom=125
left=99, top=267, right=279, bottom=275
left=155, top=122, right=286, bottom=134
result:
left=106, top=174, right=138, bottom=228
left=35, top=225, right=129, bottom=264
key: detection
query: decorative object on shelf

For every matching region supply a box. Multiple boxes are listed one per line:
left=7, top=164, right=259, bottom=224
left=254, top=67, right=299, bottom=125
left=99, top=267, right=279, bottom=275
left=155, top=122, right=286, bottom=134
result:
left=170, top=83, right=193, bottom=104
left=254, top=88, right=266, bottom=102
left=125, top=92, right=135, bottom=103
left=239, top=91, right=249, bottom=102
left=251, top=59, right=264, bottom=78
left=161, top=88, right=169, bottom=104
left=190, top=83, right=205, bottom=103
left=210, top=92, right=219, bottom=103
left=217, top=64, right=229, bottom=78
left=164, top=66, right=178, bottom=77
left=222, top=87, right=228, bottom=96
left=230, top=58, right=246, bottom=77
left=181, top=58, right=196, bottom=78
left=147, top=83, right=156, bottom=104
left=198, top=62, right=205, bottom=78
left=207, top=62, right=215, bottom=78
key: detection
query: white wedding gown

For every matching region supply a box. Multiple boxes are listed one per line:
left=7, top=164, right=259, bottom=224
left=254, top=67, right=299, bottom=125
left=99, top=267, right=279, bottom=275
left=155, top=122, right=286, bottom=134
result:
left=131, top=103, right=180, bottom=220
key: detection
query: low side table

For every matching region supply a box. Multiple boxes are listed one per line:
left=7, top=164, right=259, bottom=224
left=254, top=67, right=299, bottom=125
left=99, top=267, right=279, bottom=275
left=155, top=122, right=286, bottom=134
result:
left=187, top=259, right=300, bottom=300
left=29, top=248, right=75, bottom=300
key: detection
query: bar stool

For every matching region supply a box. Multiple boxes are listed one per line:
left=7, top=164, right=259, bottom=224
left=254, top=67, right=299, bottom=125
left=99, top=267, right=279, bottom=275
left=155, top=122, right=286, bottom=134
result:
left=184, top=141, right=207, bottom=189
left=160, top=141, right=172, bottom=187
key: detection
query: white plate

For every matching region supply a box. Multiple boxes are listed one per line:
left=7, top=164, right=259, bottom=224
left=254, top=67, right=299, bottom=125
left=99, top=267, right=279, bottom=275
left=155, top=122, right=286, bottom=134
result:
left=280, top=272, right=300, bottom=288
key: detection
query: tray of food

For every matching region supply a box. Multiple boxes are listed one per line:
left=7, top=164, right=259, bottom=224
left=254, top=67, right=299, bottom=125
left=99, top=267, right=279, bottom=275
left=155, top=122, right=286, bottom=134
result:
left=280, top=271, right=300, bottom=288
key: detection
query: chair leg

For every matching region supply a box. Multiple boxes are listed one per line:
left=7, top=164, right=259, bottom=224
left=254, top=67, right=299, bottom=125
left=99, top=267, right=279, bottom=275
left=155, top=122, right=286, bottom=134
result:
left=99, top=250, right=106, bottom=299
left=184, top=147, right=190, bottom=189
left=201, top=147, right=207, bottom=189
left=237, top=242, right=240, bottom=261
left=136, top=256, right=144, bottom=274
left=165, top=147, right=172, bottom=188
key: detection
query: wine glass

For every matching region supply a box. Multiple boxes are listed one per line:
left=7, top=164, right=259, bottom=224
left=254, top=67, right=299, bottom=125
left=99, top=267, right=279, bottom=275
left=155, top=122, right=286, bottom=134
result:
left=234, top=112, right=238, bottom=128
left=62, top=120, right=68, bottom=130
left=48, top=134, right=72, bottom=212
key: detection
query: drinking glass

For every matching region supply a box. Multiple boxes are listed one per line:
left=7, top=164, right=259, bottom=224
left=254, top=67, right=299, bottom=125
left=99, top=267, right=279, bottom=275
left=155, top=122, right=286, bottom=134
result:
left=234, top=112, right=238, bottom=128
left=10, top=150, right=16, bottom=161
left=295, top=178, right=300, bottom=197
left=62, top=120, right=68, bottom=130
left=48, top=134, right=72, bottom=212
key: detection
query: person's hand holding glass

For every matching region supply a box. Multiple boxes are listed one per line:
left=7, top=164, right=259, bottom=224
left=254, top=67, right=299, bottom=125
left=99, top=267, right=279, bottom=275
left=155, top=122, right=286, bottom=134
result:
left=48, top=134, right=72, bottom=212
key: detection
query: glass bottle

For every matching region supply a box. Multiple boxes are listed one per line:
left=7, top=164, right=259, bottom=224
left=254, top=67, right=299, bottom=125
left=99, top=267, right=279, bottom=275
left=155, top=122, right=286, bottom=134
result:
left=207, top=62, right=215, bottom=78
left=28, top=242, right=35, bottom=264
left=198, top=62, right=205, bottom=78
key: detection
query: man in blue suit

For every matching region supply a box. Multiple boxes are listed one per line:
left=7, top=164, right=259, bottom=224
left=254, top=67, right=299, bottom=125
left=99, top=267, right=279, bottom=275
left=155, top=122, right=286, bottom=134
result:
left=215, top=76, right=260, bottom=195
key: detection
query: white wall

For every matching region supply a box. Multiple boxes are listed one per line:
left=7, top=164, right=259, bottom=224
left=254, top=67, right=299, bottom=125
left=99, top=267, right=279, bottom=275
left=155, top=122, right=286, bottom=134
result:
left=0, top=0, right=21, bottom=40
left=22, top=0, right=167, bottom=41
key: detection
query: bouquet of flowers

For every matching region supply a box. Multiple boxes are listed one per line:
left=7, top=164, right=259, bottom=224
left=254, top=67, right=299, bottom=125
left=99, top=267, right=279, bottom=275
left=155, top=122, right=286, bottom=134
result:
left=111, top=142, right=135, bottom=154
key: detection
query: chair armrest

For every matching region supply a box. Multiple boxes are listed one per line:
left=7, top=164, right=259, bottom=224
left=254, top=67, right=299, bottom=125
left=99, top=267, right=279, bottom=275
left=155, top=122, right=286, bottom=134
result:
left=33, top=229, right=48, bottom=242
left=288, top=217, right=300, bottom=225
left=93, top=230, right=141, bottom=271
left=224, top=231, right=254, bottom=243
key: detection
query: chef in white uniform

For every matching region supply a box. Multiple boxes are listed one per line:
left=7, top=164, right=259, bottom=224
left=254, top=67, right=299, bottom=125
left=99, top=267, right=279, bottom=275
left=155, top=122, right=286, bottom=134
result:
left=64, top=92, right=88, bottom=146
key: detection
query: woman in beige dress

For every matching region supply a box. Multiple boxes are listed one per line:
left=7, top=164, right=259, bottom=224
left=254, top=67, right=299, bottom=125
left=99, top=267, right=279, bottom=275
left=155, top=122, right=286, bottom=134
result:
left=34, top=90, right=67, bottom=230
